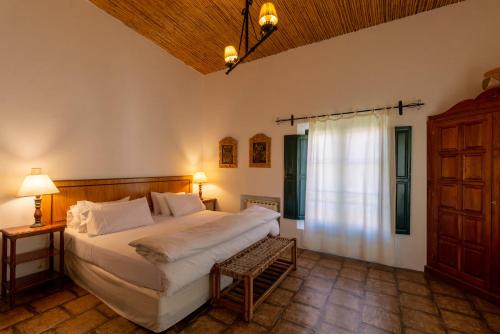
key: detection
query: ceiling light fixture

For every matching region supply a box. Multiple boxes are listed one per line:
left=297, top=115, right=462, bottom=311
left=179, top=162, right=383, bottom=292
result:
left=224, top=0, right=278, bottom=75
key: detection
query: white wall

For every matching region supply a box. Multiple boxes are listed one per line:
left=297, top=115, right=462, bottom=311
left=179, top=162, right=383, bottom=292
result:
left=200, top=0, right=500, bottom=271
left=0, top=0, right=204, bottom=277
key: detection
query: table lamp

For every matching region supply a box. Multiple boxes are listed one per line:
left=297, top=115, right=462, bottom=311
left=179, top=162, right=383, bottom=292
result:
left=17, top=168, right=59, bottom=227
left=193, top=171, right=207, bottom=199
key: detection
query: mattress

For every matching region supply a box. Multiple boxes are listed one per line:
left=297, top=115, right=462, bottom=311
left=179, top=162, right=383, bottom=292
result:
left=65, top=210, right=280, bottom=294
left=65, top=253, right=233, bottom=332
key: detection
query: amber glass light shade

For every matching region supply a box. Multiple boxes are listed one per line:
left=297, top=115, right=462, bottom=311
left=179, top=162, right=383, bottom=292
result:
left=259, top=3, right=278, bottom=33
left=224, top=45, right=238, bottom=66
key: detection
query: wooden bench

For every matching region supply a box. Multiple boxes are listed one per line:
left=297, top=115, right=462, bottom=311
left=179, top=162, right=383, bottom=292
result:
left=211, top=236, right=297, bottom=321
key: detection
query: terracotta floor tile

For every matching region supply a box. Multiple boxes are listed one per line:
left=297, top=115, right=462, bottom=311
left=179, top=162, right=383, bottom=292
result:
left=343, top=259, right=368, bottom=272
left=225, top=320, right=267, bottom=334
left=398, top=280, right=431, bottom=297
left=328, top=288, right=364, bottom=312
left=316, top=321, right=353, bottom=334
left=335, top=277, right=365, bottom=297
left=182, top=315, right=226, bottom=334
left=395, top=269, right=427, bottom=284
left=252, top=303, right=283, bottom=328
left=365, top=278, right=397, bottom=297
left=469, top=295, right=500, bottom=315
left=30, top=290, right=76, bottom=313
left=358, top=323, right=389, bottom=334
left=323, top=304, right=360, bottom=332
left=368, top=269, right=396, bottom=283
left=271, top=320, right=312, bottom=334
left=280, top=277, right=303, bottom=292
left=283, top=303, right=320, bottom=328
left=267, top=288, right=294, bottom=307
left=402, top=308, right=445, bottom=334
left=293, top=287, right=327, bottom=309
left=310, top=265, right=338, bottom=280
left=0, top=307, right=33, bottom=330
left=399, top=293, right=437, bottom=315
left=434, top=294, right=478, bottom=317
left=483, top=313, right=500, bottom=332
left=299, top=250, right=321, bottom=261
left=63, top=294, right=101, bottom=315
left=303, top=276, right=334, bottom=293
left=96, top=304, right=118, bottom=318
left=297, top=258, right=316, bottom=270
left=441, top=310, right=490, bottom=334
left=339, top=268, right=367, bottom=282
left=15, top=308, right=70, bottom=334
left=94, top=317, right=136, bottom=334
left=55, top=309, right=107, bottom=334
left=428, top=281, right=465, bottom=298
left=317, top=258, right=343, bottom=270
left=289, top=267, right=310, bottom=279
left=208, top=306, right=238, bottom=325
left=365, top=292, right=400, bottom=314
left=361, top=305, right=401, bottom=334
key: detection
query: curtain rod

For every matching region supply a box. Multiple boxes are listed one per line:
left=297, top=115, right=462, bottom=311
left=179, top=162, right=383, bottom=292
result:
left=275, top=100, right=425, bottom=126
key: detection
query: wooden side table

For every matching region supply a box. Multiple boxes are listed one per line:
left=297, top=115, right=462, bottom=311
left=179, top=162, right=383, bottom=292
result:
left=1, top=223, right=66, bottom=306
left=203, top=198, right=217, bottom=211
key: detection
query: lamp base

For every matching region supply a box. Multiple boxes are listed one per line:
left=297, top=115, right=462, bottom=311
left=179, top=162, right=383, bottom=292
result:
left=30, top=195, right=44, bottom=228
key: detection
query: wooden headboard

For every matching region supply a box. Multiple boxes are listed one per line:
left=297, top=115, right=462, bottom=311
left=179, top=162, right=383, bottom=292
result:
left=41, top=175, right=192, bottom=224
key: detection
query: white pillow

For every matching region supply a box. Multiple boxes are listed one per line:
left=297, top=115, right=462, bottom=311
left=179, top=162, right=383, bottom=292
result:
left=67, top=197, right=129, bottom=232
left=164, top=193, right=206, bottom=217
left=151, top=192, right=185, bottom=216
left=86, top=197, right=154, bottom=237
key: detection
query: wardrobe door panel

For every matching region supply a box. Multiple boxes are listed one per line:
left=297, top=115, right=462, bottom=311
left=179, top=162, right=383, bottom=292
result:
left=492, top=111, right=500, bottom=292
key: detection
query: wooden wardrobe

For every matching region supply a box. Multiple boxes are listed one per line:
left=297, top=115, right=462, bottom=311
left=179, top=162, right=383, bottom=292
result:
left=427, top=87, right=500, bottom=302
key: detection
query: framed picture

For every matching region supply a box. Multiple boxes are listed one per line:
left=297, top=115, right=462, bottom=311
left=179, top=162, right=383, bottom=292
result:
left=219, top=137, right=238, bottom=168
left=249, top=133, right=271, bottom=168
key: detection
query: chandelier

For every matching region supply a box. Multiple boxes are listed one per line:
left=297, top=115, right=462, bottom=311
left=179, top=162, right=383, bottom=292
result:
left=224, top=1, right=278, bottom=75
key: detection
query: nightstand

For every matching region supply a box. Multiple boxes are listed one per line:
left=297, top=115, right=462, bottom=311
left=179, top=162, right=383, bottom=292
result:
left=1, top=223, right=66, bottom=306
left=202, top=198, right=217, bottom=211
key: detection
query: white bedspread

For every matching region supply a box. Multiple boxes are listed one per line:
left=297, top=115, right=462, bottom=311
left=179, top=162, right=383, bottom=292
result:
left=65, top=210, right=279, bottom=296
left=130, top=206, right=281, bottom=263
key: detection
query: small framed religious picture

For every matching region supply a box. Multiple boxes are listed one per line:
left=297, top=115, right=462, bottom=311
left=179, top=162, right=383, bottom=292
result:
left=249, top=133, right=271, bottom=168
left=219, top=137, right=238, bottom=168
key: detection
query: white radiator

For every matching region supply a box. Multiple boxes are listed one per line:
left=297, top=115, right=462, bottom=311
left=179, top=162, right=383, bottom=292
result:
left=241, top=195, right=280, bottom=213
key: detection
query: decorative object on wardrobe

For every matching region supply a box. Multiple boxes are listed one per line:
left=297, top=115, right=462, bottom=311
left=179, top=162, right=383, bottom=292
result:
left=17, top=168, right=59, bottom=227
left=482, top=67, right=500, bottom=90
left=249, top=134, right=271, bottom=168
left=219, top=137, right=238, bottom=168
left=426, top=86, right=500, bottom=303
left=193, top=171, right=207, bottom=199
left=395, top=127, right=412, bottom=235
left=224, top=0, right=278, bottom=74
left=275, top=100, right=425, bottom=126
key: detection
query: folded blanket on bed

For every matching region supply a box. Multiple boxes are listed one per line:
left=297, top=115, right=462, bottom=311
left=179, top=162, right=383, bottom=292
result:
left=129, top=205, right=280, bottom=263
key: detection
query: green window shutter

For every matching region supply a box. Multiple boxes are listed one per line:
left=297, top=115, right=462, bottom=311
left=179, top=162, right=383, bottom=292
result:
left=395, top=126, right=411, bottom=234
left=284, top=134, right=308, bottom=220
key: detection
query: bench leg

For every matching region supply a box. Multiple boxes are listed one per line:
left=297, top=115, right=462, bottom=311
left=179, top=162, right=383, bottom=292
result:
left=211, top=267, right=221, bottom=305
left=292, top=239, right=297, bottom=271
left=244, top=276, right=253, bottom=321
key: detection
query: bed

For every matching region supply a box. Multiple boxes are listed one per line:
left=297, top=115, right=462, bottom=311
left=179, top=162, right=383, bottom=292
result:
left=41, top=176, right=279, bottom=332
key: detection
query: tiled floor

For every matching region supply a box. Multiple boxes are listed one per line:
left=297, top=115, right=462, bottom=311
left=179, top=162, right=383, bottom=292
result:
left=2, top=249, right=500, bottom=333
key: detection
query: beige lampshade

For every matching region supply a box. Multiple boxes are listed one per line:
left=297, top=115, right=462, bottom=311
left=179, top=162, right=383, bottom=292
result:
left=17, top=169, right=59, bottom=197
left=224, top=45, right=238, bottom=65
left=193, top=171, right=207, bottom=183
left=259, top=3, right=278, bottom=29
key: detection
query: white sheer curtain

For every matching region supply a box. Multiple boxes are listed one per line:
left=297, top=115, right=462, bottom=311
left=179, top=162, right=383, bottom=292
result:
left=303, top=110, right=395, bottom=266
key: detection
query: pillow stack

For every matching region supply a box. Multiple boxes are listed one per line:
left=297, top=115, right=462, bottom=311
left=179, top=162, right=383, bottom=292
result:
left=151, top=192, right=205, bottom=217
left=67, top=197, right=129, bottom=233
